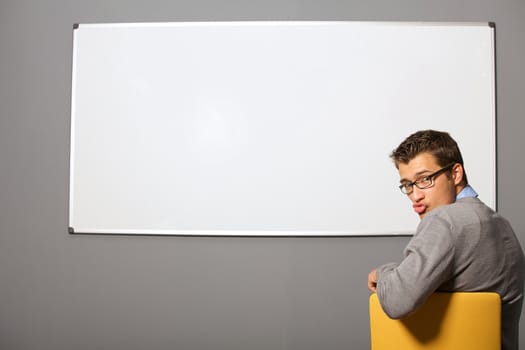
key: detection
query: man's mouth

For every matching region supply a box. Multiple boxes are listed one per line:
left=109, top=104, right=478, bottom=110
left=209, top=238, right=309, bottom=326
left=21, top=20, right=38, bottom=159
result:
left=413, top=203, right=427, bottom=214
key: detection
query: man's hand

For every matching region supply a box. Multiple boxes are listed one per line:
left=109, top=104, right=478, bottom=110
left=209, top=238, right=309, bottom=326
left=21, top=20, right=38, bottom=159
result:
left=368, top=269, right=377, bottom=292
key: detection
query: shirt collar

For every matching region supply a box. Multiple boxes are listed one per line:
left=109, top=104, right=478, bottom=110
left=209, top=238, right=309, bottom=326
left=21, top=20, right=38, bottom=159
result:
left=456, top=184, right=478, bottom=200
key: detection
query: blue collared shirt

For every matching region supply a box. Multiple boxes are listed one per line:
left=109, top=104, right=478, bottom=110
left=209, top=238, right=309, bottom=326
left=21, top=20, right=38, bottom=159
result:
left=456, top=184, right=478, bottom=200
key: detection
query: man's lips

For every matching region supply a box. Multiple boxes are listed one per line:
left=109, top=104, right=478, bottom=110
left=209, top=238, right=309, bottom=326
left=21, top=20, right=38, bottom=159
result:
left=413, top=203, right=427, bottom=214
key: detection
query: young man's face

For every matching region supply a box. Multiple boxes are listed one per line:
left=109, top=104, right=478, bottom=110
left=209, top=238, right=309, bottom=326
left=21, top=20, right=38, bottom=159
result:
left=398, top=152, right=461, bottom=218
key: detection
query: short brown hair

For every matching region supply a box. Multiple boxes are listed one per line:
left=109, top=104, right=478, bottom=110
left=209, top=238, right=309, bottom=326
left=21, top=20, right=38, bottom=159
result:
left=390, top=130, right=468, bottom=184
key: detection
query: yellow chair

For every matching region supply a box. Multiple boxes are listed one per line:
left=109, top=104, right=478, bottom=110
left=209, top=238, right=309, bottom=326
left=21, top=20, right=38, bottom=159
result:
left=369, top=292, right=501, bottom=350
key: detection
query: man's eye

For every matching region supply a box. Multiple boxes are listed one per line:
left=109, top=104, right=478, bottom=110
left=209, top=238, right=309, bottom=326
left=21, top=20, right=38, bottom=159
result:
left=417, top=176, right=431, bottom=184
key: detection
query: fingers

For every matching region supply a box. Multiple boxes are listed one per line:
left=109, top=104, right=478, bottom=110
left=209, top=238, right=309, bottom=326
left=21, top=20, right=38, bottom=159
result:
left=368, top=269, right=377, bottom=292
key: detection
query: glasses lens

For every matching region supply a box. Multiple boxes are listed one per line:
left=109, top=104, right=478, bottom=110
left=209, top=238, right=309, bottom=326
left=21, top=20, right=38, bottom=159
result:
left=400, top=184, right=412, bottom=194
left=415, top=177, right=433, bottom=189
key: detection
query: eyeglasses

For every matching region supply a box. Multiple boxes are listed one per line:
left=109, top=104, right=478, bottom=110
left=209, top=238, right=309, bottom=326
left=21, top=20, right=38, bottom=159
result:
left=398, top=162, right=455, bottom=195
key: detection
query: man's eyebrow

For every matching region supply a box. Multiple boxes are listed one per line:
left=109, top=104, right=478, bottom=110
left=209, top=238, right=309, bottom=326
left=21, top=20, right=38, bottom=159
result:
left=414, top=169, right=432, bottom=177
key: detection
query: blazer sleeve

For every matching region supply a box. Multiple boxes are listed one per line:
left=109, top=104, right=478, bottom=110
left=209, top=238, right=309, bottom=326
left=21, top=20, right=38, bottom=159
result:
left=375, top=214, right=456, bottom=319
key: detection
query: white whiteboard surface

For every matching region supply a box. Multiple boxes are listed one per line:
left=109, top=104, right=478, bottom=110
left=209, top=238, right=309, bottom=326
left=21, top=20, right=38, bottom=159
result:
left=69, top=21, right=496, bottom=236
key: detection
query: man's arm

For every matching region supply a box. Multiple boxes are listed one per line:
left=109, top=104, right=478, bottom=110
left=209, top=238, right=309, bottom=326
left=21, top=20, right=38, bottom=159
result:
left=373, top=215, right=455, bottom=319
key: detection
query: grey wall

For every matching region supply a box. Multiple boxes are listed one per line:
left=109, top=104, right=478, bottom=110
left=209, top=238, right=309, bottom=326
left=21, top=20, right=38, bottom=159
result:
left=1, top=0, right=524, bottom=349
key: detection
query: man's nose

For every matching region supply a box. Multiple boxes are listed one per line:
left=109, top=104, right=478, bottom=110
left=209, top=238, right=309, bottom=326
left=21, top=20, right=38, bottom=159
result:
left=410, top=186, right=425, bottom=201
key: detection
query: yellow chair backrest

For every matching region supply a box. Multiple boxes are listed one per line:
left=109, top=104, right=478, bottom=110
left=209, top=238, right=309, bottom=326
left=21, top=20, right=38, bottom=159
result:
left=369, top=292, right=501, bottom=350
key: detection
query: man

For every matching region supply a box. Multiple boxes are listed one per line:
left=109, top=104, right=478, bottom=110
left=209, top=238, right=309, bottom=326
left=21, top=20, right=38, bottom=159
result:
left=367, top=130, right=525, bottom=350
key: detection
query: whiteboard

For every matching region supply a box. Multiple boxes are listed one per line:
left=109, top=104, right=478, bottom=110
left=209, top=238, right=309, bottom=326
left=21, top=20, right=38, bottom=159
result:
left=69, top=21, right=496, bottom=236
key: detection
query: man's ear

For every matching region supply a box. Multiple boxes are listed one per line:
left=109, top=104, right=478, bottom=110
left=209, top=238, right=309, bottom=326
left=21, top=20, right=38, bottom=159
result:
left=451, top=163, right=464, bottom=185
